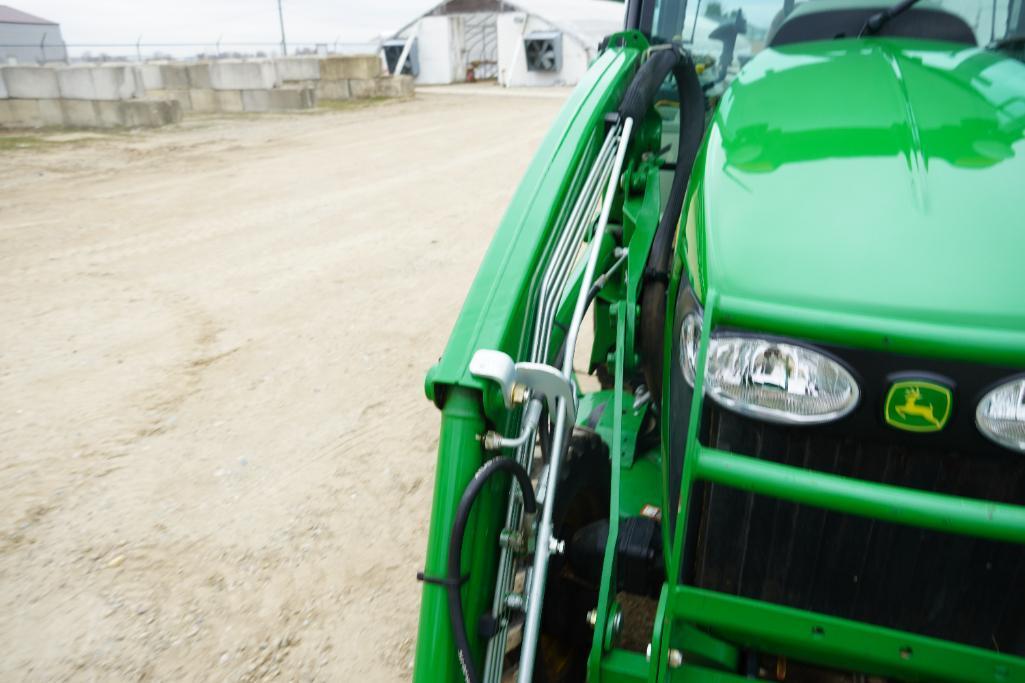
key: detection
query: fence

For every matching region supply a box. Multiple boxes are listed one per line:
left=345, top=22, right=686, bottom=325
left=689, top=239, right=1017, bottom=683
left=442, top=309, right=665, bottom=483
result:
left=0, top=40, right=382, bottom=66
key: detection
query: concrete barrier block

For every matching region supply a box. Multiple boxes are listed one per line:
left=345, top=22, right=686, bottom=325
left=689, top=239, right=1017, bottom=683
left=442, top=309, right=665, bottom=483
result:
left=160, top=65, right=191, bottom=90
left=38, top=98, right=64, bottom=125
left=276, top=57, right=320, bottom=82
left=62, top=99, right=100, bottom=127
left=273, top=88, right=315, bottom=110
left=320, top=55, right=381, bottom=81
left=240, top=89, right=270, bottom=113
left=59, top=65, right=142, bottom=101
left=348, top=79, right=375, bottom=99
left=186, top=63, right=212, bottom=89
left=130, top=67, right=147, bottom=98
left=209, top=60, right=278, bottom=90
left=376, top=76, right=414, bottom=98
left=147, top=89, right=192, bottom=112
left=188, top=88, right=217, bottom=113
left=71, top=100, right=181, bottom=128
left=279, top=88, right=316, bottom=109
left=139, top=64, right=164, bottom=90
left=316, top=79, right=350, bottom=101
left=242, top=87, right=316, bottom=112
left=94, top=100, right=125, bottom=127
left=214, top=89, right=244, bottom=112
left=56, top=67, right=96, bottom=100
left=0, top=99, right=91, bottom=128
left=0, top=99, right=39, bottom=127
left=2, top=66, right=60, bottom=99
left=349, top=76, right=415, bottom=100
left=120, top=100, right=183, bottom=127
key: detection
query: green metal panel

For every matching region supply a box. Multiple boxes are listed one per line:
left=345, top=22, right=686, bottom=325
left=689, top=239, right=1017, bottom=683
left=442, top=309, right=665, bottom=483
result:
left=576, top=390, right=649, bottom=470
left=693, top=446, right=1025, bottom=544
left=657, top=292, right=719, bottom=680
left=600, top=648, right=648, bottom=683
left=671, top=664, right=749, bottom=683
left=680, top=38, right=1025, bottom=365
left=672, top=624, right=739, bottom=673
left=671, top=587, right=1025, bottom=682
left=588, top=300, right=628, bottom=681
left=413, top=388, right=492, bottom=682
left=618, top=453, right=661, bottom=520
left=424, top=33, right=647, bottom=406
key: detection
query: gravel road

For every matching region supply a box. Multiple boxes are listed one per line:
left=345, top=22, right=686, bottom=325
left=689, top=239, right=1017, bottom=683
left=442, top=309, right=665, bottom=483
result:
left=0, top=89, right=567, bottom=681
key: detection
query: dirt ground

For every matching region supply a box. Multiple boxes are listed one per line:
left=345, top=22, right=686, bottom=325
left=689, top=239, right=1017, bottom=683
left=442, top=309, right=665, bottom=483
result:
left=0, top=89, right=567, bottom=681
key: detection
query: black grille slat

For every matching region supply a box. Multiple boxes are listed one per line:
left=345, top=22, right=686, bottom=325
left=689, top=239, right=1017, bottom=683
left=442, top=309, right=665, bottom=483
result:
left=693, top=406, right=1025, bottom=655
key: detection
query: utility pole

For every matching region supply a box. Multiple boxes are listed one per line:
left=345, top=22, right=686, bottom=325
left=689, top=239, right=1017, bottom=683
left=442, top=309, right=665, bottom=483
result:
left=277, top=0, right=288, bottom=56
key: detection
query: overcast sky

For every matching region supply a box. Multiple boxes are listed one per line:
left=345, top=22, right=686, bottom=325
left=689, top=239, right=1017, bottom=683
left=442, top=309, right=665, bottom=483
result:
left=24, top=1, right=441, bottom=53
left=26, top=0, right=991, bottom=58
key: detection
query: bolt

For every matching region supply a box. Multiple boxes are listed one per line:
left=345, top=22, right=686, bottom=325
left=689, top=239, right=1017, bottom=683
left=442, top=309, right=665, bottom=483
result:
left=483, top=432, right=501, bottom=450
left=505, top=593, right=525, bottom=611
left=611, top=609, right=622, bottom=635
left=586, top=609, right=597, bottom=629
left=511, top=383, right=526, bottom=404
left=668, top=649, right=684, bottom=668
left=548, top=537, right=565, bottom=555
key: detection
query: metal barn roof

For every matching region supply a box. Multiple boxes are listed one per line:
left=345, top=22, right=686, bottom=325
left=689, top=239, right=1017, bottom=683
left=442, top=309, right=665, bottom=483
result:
left=510, top=0, right=624, bottom=48
left=404, top=0, right=624, bottom=49
left=0, top=5, right=58, bottom=25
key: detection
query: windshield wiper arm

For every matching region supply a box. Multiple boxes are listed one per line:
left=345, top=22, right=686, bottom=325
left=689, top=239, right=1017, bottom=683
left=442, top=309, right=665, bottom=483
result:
left=860, top=0, right=922, bottom=36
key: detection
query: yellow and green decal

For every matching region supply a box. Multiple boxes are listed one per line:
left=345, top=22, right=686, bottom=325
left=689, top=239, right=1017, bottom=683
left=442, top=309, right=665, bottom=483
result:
left=884, top=380, right=952, bottom=433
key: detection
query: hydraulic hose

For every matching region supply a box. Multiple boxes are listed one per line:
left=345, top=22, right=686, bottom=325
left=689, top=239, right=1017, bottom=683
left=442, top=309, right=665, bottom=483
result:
left=447, top=456, right=537, bottom=683
left=629, top=47, right=706, bottom=408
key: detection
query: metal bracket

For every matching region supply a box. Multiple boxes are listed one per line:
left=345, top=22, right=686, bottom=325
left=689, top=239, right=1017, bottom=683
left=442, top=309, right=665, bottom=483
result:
left=470, top=349, right=577, bottom=424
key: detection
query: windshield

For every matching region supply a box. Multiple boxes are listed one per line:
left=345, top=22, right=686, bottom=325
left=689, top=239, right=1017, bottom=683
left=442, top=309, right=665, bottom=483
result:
left=648, top=0, right=1025, bottom=70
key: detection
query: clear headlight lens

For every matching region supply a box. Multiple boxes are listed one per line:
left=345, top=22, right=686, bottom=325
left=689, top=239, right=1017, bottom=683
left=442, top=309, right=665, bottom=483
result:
left=706, top=337, right=860, bottom=424
left=679, top=315, right=859, bottom=424
left=680, top=312, right=702, bottom=386
left=976, top=378, right=1025, bottom=452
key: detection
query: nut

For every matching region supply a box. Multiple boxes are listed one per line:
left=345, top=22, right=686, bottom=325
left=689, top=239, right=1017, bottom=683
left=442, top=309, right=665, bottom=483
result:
left=548, top=537, right=565, bottom=555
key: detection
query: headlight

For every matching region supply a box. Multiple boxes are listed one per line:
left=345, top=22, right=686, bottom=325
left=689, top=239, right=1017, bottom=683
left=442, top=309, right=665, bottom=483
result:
left=976, top=377, right=1025, bottom=452
left=706, top=337, right=860, bottom=424
left=679, top=315, right=859, bottom=424
left=680, top=312, right=702, bottom=386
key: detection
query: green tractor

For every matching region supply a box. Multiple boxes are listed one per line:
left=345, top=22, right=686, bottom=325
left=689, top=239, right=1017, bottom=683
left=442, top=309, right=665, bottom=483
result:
left=413, top=1, right=1025, bottom=681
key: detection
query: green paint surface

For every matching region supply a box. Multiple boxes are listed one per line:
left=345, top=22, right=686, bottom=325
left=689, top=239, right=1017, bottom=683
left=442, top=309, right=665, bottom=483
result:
left=680, top=38, right=1025, bottom=365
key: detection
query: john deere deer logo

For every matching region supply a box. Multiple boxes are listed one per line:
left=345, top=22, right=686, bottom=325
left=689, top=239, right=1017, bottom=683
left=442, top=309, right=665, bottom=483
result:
left=885, top=380, right=952, bottom=433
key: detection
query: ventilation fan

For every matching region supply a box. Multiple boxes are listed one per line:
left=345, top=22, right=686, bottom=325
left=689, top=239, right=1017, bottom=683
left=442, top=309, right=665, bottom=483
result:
left=382, top=38, right=418, bottom=77
left=523, top=32, right=562, bottom=72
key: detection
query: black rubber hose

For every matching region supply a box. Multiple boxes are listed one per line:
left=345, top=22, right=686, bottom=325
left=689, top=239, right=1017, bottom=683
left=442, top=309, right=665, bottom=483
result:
left=618, top=48, right=682, bottom=124
left=538, top=404, right=552, bottom=465
left=635, top=48, right=706, bottom=407
left=447, top=457, right=537, bottom=683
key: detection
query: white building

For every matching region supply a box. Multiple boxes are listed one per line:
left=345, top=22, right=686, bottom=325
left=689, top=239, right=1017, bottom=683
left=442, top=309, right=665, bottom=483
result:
left=387, top=0, right=758, bottom=88
left=0, top=5, right=67, bottom=64
left=389, top=0, right=625, bottom=87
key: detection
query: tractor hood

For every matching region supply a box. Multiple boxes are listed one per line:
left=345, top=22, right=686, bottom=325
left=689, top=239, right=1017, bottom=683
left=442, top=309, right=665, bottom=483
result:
left=684, top=38, right=1025, bottom=364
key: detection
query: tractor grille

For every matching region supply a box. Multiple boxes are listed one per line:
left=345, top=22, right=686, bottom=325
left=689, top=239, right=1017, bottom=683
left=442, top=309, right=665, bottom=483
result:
left=691, top=405, right=1025, bottom=655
